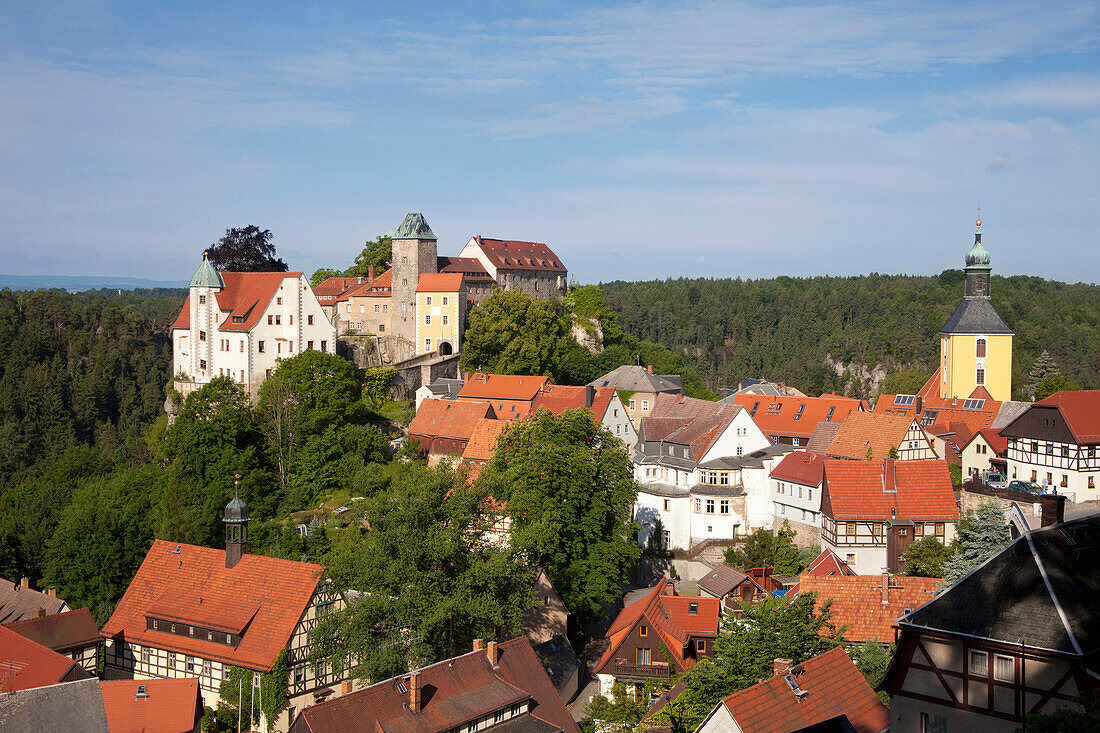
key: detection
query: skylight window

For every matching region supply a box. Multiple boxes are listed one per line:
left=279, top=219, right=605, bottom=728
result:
left=751, top=402, right=760, bottom=415
left=794, top=405, right=805, bottom=421
left=894, top=395, right=916, bottom=406
left=825, top=406, right=836, bottom=421
left=962, top=399, right=986, bottom=410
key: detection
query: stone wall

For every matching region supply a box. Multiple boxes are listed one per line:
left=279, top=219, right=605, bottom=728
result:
left=389, top=353, right=461, bottom=400
left=772, top=516, right=822, bottom=547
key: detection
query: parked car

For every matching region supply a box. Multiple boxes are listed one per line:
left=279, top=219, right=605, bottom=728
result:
left=982, top=470, right=1008, bottom=489
left=1008, top=480, right=1043, bottom=494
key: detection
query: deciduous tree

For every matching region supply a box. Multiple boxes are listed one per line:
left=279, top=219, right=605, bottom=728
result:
left=902, top=536, right=953, bottom=577
left=345, top=235, right=392, bottom=277
left=724, top=523, right=804, bottom=575
left=207, top=226, right=287, bottom=272
left=459, top=290, right=566, bottom=379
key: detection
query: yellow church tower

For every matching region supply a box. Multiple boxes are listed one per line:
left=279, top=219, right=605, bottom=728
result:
left=938, top=218, right=1013, bottom=401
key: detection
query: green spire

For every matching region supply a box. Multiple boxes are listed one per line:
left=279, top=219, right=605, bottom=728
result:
left=190, top=252, right=224, bottom=288
left=965, top=218, right=991, bottom=267
left=394, top=213, right=437, bottom=240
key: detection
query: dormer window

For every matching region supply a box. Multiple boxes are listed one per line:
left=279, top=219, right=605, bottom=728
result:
left=689, top=602, right=698, bottom=614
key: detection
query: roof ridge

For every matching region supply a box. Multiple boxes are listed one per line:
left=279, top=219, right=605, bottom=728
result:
left=1024, top=530, right=1084, bottom=655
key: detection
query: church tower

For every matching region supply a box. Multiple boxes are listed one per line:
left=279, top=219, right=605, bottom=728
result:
left=223, top=483, right=250, bottom=570
left=390, top=213, right=438, bottom=353
left=938, top=218, right=1014, bottom=401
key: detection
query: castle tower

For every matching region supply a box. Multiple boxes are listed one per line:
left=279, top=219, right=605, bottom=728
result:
left=390, top=213, right=438, bottom=350
left=187, top=252, right=224, bottom=383
left=938, top=218, right=1014, bottom=401
left=223, top=484, right=250, bottom=569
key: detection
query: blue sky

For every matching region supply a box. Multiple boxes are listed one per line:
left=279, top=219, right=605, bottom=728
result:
left=2, top=1, right=1099, bottom=284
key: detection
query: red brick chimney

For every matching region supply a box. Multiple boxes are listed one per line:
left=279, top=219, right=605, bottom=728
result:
left=486, top=640, right=499, bottom=666
left=369, top=265, right=376, bottom=280
left=473, top=638, right=485, bottom=652
left=408, top=671, right=422, bottom=713
left=774, top=658, right=792, bottom=677
left=881, top=572, right=891, bottom=605
left=47, top=587, right=56, bottom=598
left=647, top=365, right=654, bottom=374
left=20, top=577, right=29, bottom=590
left=1040, top=494, right=1067, bottom=527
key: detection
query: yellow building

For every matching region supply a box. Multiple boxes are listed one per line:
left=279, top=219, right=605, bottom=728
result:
left=938, top=220, right=1013, bottom=401
left=414, top=272, right=466, bottom=356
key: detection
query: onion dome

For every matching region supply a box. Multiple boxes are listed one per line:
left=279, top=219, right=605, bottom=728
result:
left=222, top=488, right=250, bottom=524
left=965, top=219, right=991, bottom=267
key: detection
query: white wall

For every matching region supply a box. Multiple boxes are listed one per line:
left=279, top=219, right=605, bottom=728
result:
left=602, top=393, right=638, bottom=452
left=635, top=491, right=691, bottom=550
left=699, top=411, right=772, bottom=463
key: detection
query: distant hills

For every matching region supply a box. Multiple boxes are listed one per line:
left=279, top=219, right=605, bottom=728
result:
left=0, top=274, right=188, bottom=291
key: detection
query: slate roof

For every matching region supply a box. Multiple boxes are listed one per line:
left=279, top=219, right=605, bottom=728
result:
left=900, top=514, right=1100, bottom=655
left=292, top=637, right=578, bottom=733
left=4, top=607, right=99, bottom=654
left=795, top=575, right=941, bottom=644
left=716, top=647, right=889, bottom=733
left=416, top=272, right=466, bottom=292
left=0, top=579, right=67, bottom=623
left=458, top=373, right=551, bottom=402
left=0, top=623, right=87, bottom=692
left=469, top=236, right=567, bottom=273
left=100, top=678, right=202, bottom=733
left=101, top=540, right=322, bottom=672
left=940, top=298, right=1013, bottom=335
left=991, top=400, right=1030, bottom=430
left=533, top=637, right=582, bottom=697
left=171, top=272, right=305, bottom=331
left=461, top=418, right=508, bottom=463
left=770, top=451, right=825, bottom=487
left=0, top=678, right=109, bottom=732
left=589, top=365, right=683, bottom=394
left=409, top=399, right=495, bottom=442
left=697, top=564, right=764, bottom=599
left=424, top=377, right=465, bottom=399
left=698, top=444, right=796, bottom=470
left=825, top=412, right=919, bottom=461
left=732, top=394, right=862, bottom=440
left=823, top=459, right=959, bottom=522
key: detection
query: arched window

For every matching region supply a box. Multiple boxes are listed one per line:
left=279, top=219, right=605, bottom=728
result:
left=976, top=338, right=987, bottom=358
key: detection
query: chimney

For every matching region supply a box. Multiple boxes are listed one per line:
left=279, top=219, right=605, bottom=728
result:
left=486, top=640, right=499, bottom=666
left=408, top=671, right=422, bottom=713
left=1040, top=493, right=1067, bottom=527
left=647, top=365, right=654, bottom=374
left=586, top=384, right=595, bottom=408
left=20, top=577, right=29, bottom=590
left=883, top=459, right=897, bottom=493
left=369, top=265, right=376, bottom=280
left=48, top=586, right=56, bottom=598
left=473, top=638, right=485, bottom=652
left=881, top=572, right=891, bottom=605
left=774, top=658, right=792, bottom=677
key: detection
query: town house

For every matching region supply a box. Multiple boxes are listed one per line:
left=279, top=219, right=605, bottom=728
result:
left=4, top=606, right=101, bottom=675
left=407, top=398, right=496, bottom=463
left=961, top=428, right=1008, bottom=481
left=731, top=393, right=863, bottom=447
left=457, top=235, right=569, bottom=297
left=588, top=365, right=684, bottom=428
left=770, top=450, right=825, bottom=544
left=456, top=372, right=551, bottom=419
left=825, top=412, right=938, bottom=461
left=530, top=384, right=638, bottom=452
left=696, top=564, right=769, bottom=615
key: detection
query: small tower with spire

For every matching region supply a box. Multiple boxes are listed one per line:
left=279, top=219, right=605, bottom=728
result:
left=963, top=216, right=992, bottom=299
left=188, top=251, right=225, bottom=383
left=223, top=477, right=250, bottom=569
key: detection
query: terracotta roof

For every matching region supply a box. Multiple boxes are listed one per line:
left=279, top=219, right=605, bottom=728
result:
left=293, top=637, right=579, bottom=733
left=457, top=373, right=551, bottom=402
left=470, top=236, right=567, bottom=273
left=462, top=418, right=508, bottom=463
left=924, top=420, right=975, bottom=463
left=0, top=579, right=68, bottom=624
left=409, top=399, right=495, bottom=443
left=823, top=459, right=959, bottom=522
left=100, top=678, right=202, bottom=733
left=0, top=623, right=87, bottom=692
left=770, top=451, right=825, bottom=487
left=437, top=256, right=491, bottom=277
left=4, top=607, right=99, bottom=653
left=825, top=412, right=918, bottom=460
left=530, top=385, right=616, bottom=423
left=797, top=575, right=941, bottom=644
left=875, top=375, right=1001, bottom=434
left=717, top=646, right=889, bottom=733
left=170, top=271, right=304, bottom=332
left=337, top=271, right=393, bottom=301
left=965, top=427, right=1007, bottom=456
left=1029, top=390, right=1100, bottom=443
left=311, top=277, right=363, bottom=298
left=805, top=548, right=857, bottom=578
left=595, top=579, right=720, bottom=676
left=101, top=540, right=322, bottom=672
left=416, top=272, right=466, bottom=292
left=732, top=394, right=862, bottom=440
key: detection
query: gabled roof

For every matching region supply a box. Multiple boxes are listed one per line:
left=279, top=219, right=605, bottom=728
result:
left=462, top=418, right=508, bottom=463
left=643, top=392, right=744, bottom=461
left=795, top=575, right=940, bottom=644
left=4, top=607, right=99, bottom=653
left=806, top=548, right=857, bottom=578
left=771, top=451, right=825, bottom=487
left=530, top=385, right=616, bottom=424
left=589, top=365, right=684, bottom=394
left=874, top=376, right=1002, bottom=434
left=293, top=637, right=579, bottom=733
left=100, top=678, right=202, bottom=733
left=311, top=276, right=363, bottom=298
left=940, top=298, right=1013, bottom=335
left=823, top=459, right=959, bottom=522
left=469, top=236, right=566, bottom=273
left=408, top=399, right=494, bottom=442
left=595, top=579, right=720, bottom=676
left=0, top=623, right=87, bottom=692
left=806, top=421, right=843, bottom=454
left=716, top=647, right=889, bottom=733
left=899, top=514, right=1100, bottom=655
left=171, top=272, right=304, bottom=332
left=923, top=420, right=975, bottom=463
left=991, top=400, right=1030, bottom=430
left=0, top=579, right=67, bottom=624
left=965, top=427, right=1007, bottom=456
left=437, top=256, right=491, bottom=277
left=458, top=373, right=551, bottom=402
left=825, top=412, right=919, bottom=461
left=1025, top=390, right=1100, bottom=444
left=697, top=564, right=764, bottom=599
left=731, top=394, right=862, bottom=439
left=101, top=540, right=322, bottom=672
left=416, top=272, right=466, bottom=292
left=0, top=678, right=109, bottom=732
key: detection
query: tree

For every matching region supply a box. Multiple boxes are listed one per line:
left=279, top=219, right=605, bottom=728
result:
left=310, top=268, right=343, bottom=287
left=723, top=523, right=804, bottom=575
left=942, top=501, right=1011, bottom=584
left=207, top=226, right=287, bottom=272
left=459, top=290, right=566, bottom=379
left=902, top=536, right=953, bottom=578
left=478, top=409, right=640, bottom=630
left=880, top=366, right=934, bottom=397
left=673, top=593, right=843, bottom=728
left=1026, top=349, right=1062, bottom=398
left=1033, top=374, right=1081, bottom=401
left=345, top=235, right=392, bottom=277
left=1022, top=706, right=1100, bottom=732
left=851, top=640, right=894, bottom=706
left=362, top=368, right=396, bottom=408
left=583, top=680, right=659, bottom=732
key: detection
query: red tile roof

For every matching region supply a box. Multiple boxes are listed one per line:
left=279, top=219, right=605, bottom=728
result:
left=437, top=256, right=491, bottom=277
left=731, top=394, right=862, bottom=440
left=100, top=678, right=203, bottom=733
left=875, top=372, right=1001, bottom=434
left=966, top=427, right=1007, bottom=456
left=470, top=236, right=567, bottom=273
left=825, top=412, right=919, bottom=460
left=646, top=393, right=743, bottom=460
left=530, top=385, right=616, bottom=423
left=1032, top=390, right=1100, bottom=443
left=0, top=623, right=87, bottom=691
left=101, top=540, right=322, bottom=672
left=805, top=548, right=857, bottom=578
left=171, top=272, right=304, bottom=332
left=293, top=637, right=579, bottom=733
left=416, top=272, right=466, bottom=292
left=457, top=373, right=551, bottom=402
left=409, top=399, right=495, bottom=443
left=4, top=607, right=100, bottom=653
left=311, top=277, right=363, bottom=298
left=461, top=418, right=508, bottom=463
left=770, top=451, right=824, bottom=487
left=795, top=575, right=941, bottom=644
left=925, top=420, right=975, bottom=463
left=823, top=459, right=959, bottom=522
left=718, top=646, right=889, bottom=733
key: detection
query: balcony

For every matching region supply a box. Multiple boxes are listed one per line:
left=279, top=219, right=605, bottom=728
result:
left=611, top=659, right=671, bottom=679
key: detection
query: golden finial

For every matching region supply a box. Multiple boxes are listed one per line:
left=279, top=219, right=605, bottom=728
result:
left=976, top=205, right=981, bottom=232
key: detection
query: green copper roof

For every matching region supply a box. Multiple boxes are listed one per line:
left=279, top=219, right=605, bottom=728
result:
left=965, top=233, right=991, bottom=268
left=393, top=213, right=436, bottom=240
left=190, top=254, right=224, bottom=288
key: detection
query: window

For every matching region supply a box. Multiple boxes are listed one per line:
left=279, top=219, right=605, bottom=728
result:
left=976, top=368, right=985, bottom=386
left=495, top=710, right=506, bottom=724
left=808, top=489, right=813, bottom=501
left=199, top=330, right=206, bottom=341
left=426, top=296, right=432, bottom=305
left=140, top=647, right=149, bottom=665
left=382, top=304, right=387, bottom=312
left=321, top=340, right=327, bottom=352
left=935, top=523, right=945, bottom=537
left=443, top=296, right=449, bottom=305
left=921, top=712, right=947, bottom=733
left=968, top=649, right=988, bottom=676
left=636, top=648, right=651, bottom=665
left=976, top=338, right=987, bottom=358
left=308, top=314, right=314, bottom=325
left=706, top=500, right=715, bottom=514
left=374, top=304, right=380, bottom=313
left=307, top=341, right=313, bottom=350
left=689, top=602, right=698, bottom=614
left=359, top=305, right=365, bottom=313
left=642, top=400, right=650, bottom=411
left=168, top=652, right=177, bottom=669
left=203, top=659, right=211, bottom=676
left=845, top=553, right=856, bottom=564
left=442, top=315, right=448, bottom=325
left=199, top=359, right=207, bottom=371
left=402, top=256, right=408, bottom=265
left=258, top=341, right=265, bottom=353
left=736, top=445, right=743, bottom=456
left=379, top=324, right=385, bottom=332
left=189, top=626, right=194, bottom=636
left=268, top=315, right=273, bottom=325
left=402, top=278, right=408, bottom=286
left=1090, top=476, right=1095, bottom=489
left=276, top=297, right=282, bottom=305
left=696, top=639, right=706, bottom=653
left=629, top=399, right=636, bottom=410
left=424, top=338, right=432, bottom=351
left=639, top=625, right=648, bottom=637
left=425, top=315, right=431, bottom=325
left=694, top=499, right=701, bottom=512
left=346, top=304, right=351, bottom=313
left=663, top=500, right=670, bottom=511
left=186, top=656, right=195, bottom=672
left=845, top=523, right=856, bottom=536
left=240, top=341, right=244, bottom=352
left=720, top=500, right=729, bottom=514
left=198, top=294, right=206, bottom=304
left=294, top=666, right=305, bottom=684
left=994, top=655, right=1014, bottom=682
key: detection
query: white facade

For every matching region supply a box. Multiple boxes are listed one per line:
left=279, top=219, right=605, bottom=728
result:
left=1004, top=437, right=1098, bottom=502
left=962, top=433, right=1000, bottom=480
left=772, top=472, right=823, bottom=530
left=599, top=392, right=638, bottom=453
